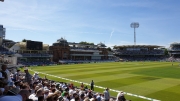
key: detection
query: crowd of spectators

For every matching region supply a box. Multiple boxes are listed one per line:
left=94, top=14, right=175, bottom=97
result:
left=0, top=64, right=128, bottom=101
left=114, top=50, right=164, bottom=55
left=166, top=57, right=180, bottom=62
left=117, top=56, right=165, bottom=61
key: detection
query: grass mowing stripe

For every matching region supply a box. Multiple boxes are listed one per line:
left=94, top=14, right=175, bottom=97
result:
left=146, top=84, right=180, bottom=101
left=114, top=78, right=180, bottom=95
left=77, top=73, right=139, bottom=83
left=133, top=66, right=180, bottom=79
left=95, top=76, right=160, bottom=88
left=31, top=64, right=169, bottom=78
left=29, top=69, right=160, bottom=101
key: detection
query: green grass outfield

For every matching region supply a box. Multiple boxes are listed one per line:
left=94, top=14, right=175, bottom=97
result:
left=26, top=62, right=180, bottom=101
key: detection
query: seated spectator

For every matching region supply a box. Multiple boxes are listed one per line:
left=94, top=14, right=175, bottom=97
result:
left=29, top=88, right=44, bottom=101
left=80, top=93, right=85, bottom=101
left=96, top=93, right=101, bottom=101
left=117, top=91, right=126, bottom=101
left=80, top=83, right=84, bottom=89
left=13, top=70, right=21, bottom=82
left=44, top=88, right=49, bottom=99
left=46, top=93, right=59, bottom=101
left=33, top=73, right=39, bottom=80
left=19, top=89, right=31, bottom=101
left=63, top=92, right=69, bottom=101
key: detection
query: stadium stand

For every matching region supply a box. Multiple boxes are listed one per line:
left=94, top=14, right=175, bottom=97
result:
left=6, top=40, right=55, bottom=66
left=113, top=45, right=165, bottom=61
left=168, top=42, right=180, bottom=58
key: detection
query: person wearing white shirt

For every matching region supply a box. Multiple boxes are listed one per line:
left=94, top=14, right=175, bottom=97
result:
left=5, top=69, right=12, bottom=82
left=1, top=64, right=10, bottom=87
left=63, top=92, right=69, bottom=101
left=116, top=91, right=126, bottom=101
left=29, top=88, right=43, bottom=101
left=33, top=73, right=39, bottom=79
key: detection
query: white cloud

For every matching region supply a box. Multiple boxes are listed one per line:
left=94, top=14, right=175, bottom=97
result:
left=109, top=29, right=114, bottom=43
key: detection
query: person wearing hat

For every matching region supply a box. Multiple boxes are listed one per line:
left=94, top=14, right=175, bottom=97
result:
left=44, top=88, right=49, bottom=99
left=96, top=93, right=101, bottom=101
left=33, top=72, right=39, bottom=79
left=24, top=68, right=32, bottom=85
left=116, top=91, right=126, bottom=101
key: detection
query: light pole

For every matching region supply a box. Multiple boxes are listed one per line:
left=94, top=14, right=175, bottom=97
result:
left=130, top=22, right=139, bottom=45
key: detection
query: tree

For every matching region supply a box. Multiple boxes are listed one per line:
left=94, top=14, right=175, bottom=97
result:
left=79, top=41, right=94, bottom=45
left=107, top=47, right=112, bottom=51
left=164, top=48, right=169, bottom=56
left=22, top=39, right=26, bottom=42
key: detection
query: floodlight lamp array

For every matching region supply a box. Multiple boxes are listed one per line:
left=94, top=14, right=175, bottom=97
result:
left=130, top=22, right=139, bottom=28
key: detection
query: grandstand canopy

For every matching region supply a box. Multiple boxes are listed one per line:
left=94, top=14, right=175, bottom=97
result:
left=3, top=39, right=15, bottom=43
left=113, top=45, right=164, bottom=49
left=168, top=42, right=180, bottom=51
left=170, top=42, right=180, bottom=47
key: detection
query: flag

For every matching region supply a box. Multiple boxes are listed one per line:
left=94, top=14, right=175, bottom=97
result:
left=0, top=0, right=4, bottom=2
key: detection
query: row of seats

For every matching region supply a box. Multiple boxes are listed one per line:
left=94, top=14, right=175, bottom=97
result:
left=18, top=61, right=55, bottom=66
left=21, top=53, right=52, bottom=57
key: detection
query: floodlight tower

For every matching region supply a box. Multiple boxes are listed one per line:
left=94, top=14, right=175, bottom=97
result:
left=130, top=22, right=139, bottom=45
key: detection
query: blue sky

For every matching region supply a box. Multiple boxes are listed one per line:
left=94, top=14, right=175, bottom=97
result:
left=0, top=0, right=180, bottom=48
